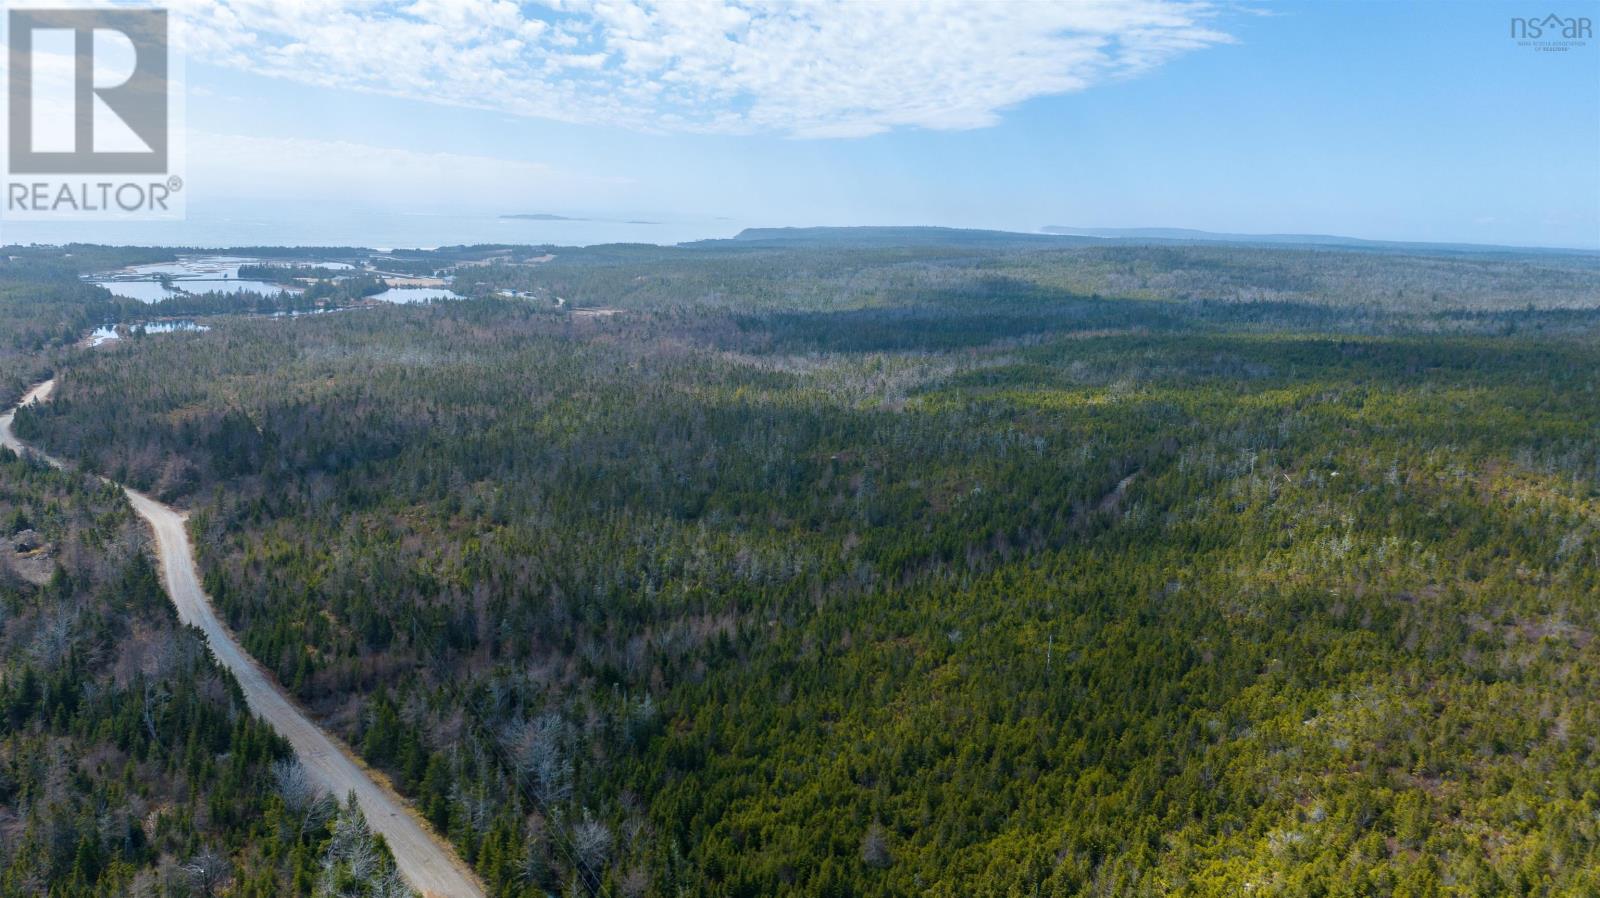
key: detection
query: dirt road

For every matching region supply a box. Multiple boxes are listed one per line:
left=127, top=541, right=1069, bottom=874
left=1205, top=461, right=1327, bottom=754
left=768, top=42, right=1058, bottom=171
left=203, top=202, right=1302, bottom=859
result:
left=2, top=380, right=485, bottom=898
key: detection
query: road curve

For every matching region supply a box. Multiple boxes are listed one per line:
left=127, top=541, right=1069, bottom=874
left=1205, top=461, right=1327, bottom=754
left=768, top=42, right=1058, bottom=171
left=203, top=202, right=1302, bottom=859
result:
left=2, top=380, right=485, bottom=898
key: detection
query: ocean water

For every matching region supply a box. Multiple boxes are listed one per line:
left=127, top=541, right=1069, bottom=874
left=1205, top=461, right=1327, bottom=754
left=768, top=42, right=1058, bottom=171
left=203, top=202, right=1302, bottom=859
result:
left=1, top=203, right=748, bottom=249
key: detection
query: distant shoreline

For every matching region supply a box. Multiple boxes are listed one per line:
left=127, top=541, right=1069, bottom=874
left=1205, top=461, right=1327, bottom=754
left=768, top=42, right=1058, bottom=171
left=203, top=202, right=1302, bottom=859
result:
left=500, top=213, right=660, bottom=226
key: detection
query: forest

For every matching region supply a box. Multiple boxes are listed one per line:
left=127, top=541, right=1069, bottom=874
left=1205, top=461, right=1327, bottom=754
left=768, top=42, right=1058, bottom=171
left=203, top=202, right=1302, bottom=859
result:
left=4, top=233, right=1600, bottom=896
left=0, top=442, right=412, bottom=897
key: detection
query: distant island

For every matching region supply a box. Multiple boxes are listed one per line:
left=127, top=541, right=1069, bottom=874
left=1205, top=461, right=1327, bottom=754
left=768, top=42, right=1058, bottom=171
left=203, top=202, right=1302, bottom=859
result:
left=502, top=214, right=663, bottom=226
left=719, top=225, right=1075, bottom=248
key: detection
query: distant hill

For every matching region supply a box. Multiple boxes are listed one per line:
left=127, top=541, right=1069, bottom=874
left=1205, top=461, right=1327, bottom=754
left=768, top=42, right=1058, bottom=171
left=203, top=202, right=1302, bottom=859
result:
left=718, top=226, right=1091, bottom=249
left=1041, top=226, right=1598, bottom=256
left=704, top=225, right=1597, bottom=257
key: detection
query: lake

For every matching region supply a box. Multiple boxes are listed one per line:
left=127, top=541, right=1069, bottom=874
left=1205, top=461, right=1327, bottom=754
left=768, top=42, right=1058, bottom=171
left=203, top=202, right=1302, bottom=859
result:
left=93, top=254, right=310, bottom=302
left=97, top=279, right=295, bottom=302
left=91, top=255, right=464, bottom=306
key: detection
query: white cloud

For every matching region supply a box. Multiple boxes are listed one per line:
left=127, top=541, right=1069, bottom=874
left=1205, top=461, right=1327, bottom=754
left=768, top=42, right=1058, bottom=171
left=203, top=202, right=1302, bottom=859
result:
left=170, top=0, right=1231, bottom=138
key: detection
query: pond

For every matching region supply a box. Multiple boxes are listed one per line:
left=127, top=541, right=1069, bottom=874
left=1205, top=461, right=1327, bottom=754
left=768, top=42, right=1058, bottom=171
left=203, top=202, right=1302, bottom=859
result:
left=369, top=287, right=462, bottom=304
left=88, top=321, right=211, bottom=344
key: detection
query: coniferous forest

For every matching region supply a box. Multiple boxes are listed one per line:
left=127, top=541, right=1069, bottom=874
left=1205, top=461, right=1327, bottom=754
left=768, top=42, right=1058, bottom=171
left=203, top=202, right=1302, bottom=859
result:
left=0, top=442, right=411, bottom=897
left=5, top=233, right=1600, bottom=896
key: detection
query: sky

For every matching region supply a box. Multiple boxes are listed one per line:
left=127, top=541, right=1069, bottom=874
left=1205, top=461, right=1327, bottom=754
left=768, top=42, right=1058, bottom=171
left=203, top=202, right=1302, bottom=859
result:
left=4, top=0, right=1599, bottom=248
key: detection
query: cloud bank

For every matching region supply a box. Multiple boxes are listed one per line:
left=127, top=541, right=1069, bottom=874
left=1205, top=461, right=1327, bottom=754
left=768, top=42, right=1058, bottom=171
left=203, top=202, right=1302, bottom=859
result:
left=172, top=0, right=1232, bottom=138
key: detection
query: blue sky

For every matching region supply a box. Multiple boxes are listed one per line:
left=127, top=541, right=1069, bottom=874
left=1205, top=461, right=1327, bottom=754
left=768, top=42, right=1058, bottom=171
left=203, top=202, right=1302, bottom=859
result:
left=19, top=1, right=1600, bottom=248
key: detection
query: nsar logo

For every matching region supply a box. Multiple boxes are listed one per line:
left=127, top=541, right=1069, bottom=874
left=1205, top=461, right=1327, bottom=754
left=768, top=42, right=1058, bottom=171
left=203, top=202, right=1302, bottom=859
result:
left=1509, top=13, right=1593, bottom=51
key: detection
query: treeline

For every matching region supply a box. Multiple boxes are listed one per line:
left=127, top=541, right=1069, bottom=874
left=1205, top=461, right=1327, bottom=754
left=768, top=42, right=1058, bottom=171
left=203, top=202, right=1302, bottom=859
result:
left=471, top=238, right=1600, bottom=317
left=235, top=265, right=357, bottom=284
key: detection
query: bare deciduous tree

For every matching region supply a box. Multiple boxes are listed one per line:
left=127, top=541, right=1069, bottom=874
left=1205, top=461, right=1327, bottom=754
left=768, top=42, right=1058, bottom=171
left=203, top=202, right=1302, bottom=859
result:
left=618, top=864, right=650, bottom=898
left=861, top=823, right=892, bottom=869
left=504, top=712, right=573, bottom=806
left=274, top=758, right=336, bottom=838
left=182, top=849, right=231, bottom=898
left=571, top=812, right=612, bottom=886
